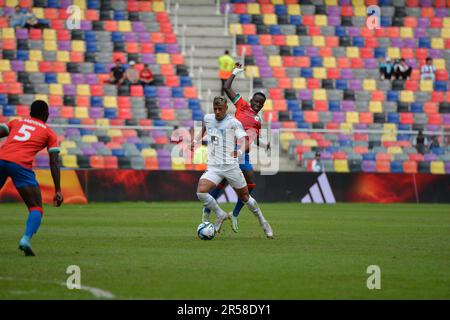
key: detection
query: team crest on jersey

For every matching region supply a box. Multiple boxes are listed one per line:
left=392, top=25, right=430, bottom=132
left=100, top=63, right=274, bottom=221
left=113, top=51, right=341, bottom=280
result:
left=254, top=115, right=261, bottom=122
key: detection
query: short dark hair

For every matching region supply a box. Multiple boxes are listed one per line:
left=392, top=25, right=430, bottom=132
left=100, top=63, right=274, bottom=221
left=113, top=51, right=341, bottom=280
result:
left=213, top=96, right=227, bottom=105
left=253, top=92, right=266, bottom=100
left=30, top=100, right=49, bottom=121
left=426, top=57, right=432, bottom=62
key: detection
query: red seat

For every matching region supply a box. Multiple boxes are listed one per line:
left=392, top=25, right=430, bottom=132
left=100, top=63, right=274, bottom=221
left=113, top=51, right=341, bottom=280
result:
left=436, top=70, right=448, bottom=81
left=90, top=85, right=103, bottom=96
left=118, top=97, right=131, bottom=108
left=104, top=156, right=118, bottom=169
left=306, top=79, right=320, bottom=89
left=268, top=88, right=283, bottom=99
left=273, top=35, right=286, bottom=46
left=405, top=80, right=419, bottom=91
left=130, top=85, right=143, bottom=96
left=90, top=156, right=105, bottom=169
left=400, top=113, right=414, bottom=124
left=332, top=152, right=347, bottom=160
left=327, top=68, right=340, bottom=79
left=165, top=76, right=180, bottom=87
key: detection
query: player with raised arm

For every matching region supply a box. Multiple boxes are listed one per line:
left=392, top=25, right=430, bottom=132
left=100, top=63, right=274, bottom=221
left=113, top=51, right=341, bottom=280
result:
left=0, top=100, right=64, bottom=256
left=202, top=63, right=270, bottom=234
left=193, top=96, right=273, bottom=238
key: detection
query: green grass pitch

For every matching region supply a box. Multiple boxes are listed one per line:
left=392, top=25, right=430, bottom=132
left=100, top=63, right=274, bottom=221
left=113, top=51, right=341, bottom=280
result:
left=0, top=202, right=449, bottom=299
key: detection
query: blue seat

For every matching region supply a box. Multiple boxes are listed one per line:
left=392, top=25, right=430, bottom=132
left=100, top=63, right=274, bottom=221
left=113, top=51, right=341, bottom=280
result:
left=297, top=123, right=310, bottom=129
left=171, top=87, right=184, bottom=98
left=90, top=96, right=102, bottom=107
left=113, top=11, right=127, bottom=21
left=431, top=147, right=444, bottom=156
left=112, top=149, right=125, bottom=157
left=387, top=91, right=399, bottom=102
left=2, top=105, right=15, bottom=116
left=154, top=44, right=167, bottom=53
left=274, top=5, right=287, bottom=15
left=390, top=161, right=403, bottom=173
left=335, top=26, right=347, bottom=37
left=86, top=42, right=97, bottom=52
left=293, top=46, right=306, bottom=56
left=380, top=16, right=391, bottom=27
left=0, top=94, right=7, bottom=105
left=144, top=86, right=157, bottom=97
left=188, top=99, right=201, bottom=109
left=154, top=119, right=168, bottom=126
left=136, top=143, right=150, bottom=151
left=180, top=76, right=192, bottom=87
left=94, top=63, right=107, bottom=73
left=329, top=100, right=341, bottom=111
left=379, top=0, right=391, bottom=5
left=362, top=153, right=376, bottom=161
left=418, top=37, right=431, bottom=49
left=47, top=0, right=61, bottom=8
left=339, top=140, right=353, bottom=147
left=247, top=35, right=259, bottom=45
left=410, top=102, right=423, bottom=113
left=336, top=79, right=348, bottom=90
left=435, top=81, right=447, bottom=92
left=300, top=68, right=313, bottom=78
left=397, top=124, right=411, bottom=131
left=80, top=128, right=94, bottom=136
left=269, top=25, right=282, bottom=35
left=111, top=32, right=124, bottom=42
left=104, top=109, right=117, bottom=119
left=87, top=0, right=100, bottom=9
left=374, top=48, right=386, bottom=58
left=310, top=57, right=322, bottom=67
left=325, top=146, right=339, bottom=153
left=85, top=31, right=96, bottom=42
left=68, top=118, right=82, bottom=125
left=287, top=100, right=300, bottom=110
left=45, top=73, right=57, bottom=84
left=292, top=111, right=304, bottom=122
left=289, top=15, right=301, bottom=25
left=387, top=112, right=400, bottom=124
left=17, top=50, right=29, bottom=60
left=239, top=14, right=251, bottom=24
left=397, top=134, right=410, bottom=141
left=352, top=37, right=365, bottom=47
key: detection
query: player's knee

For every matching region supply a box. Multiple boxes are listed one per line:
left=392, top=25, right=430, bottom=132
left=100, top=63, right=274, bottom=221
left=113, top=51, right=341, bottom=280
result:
left=29, top=206, right=44, bottom=215
left=197, top=192, right=211, bottom=204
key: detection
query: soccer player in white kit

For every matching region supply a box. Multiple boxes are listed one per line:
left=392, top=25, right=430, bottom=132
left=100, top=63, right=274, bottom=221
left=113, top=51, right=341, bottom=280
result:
left=193, top=96, right=273, bottom=238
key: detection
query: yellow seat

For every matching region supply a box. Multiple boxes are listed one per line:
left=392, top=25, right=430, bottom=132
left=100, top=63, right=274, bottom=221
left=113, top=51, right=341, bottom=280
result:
left=340, top=123, right=353, bottom=133
left=280, top=132, right=294, bottom=151
left=59, top=147, right=68, bottom=156
left=229, top=23, right=242, bottom=35
left=81, top=135, right=98, bottom=143
left=118, top=21, right=131, bottom=32
left=430, top=161, right=445, bottom=174
left=312, top=36, right=325, bottom=47
left=441, top=28, right=450, bottom=39
left=443, top=17, right=450, bottom=28
left=286, top=35, right=299, bottom=46
left=400, top=90, right=414, bottom=102
left=303, top=139, right=318, bottom=147
left=313, top=68, right=327, bottom=80
left=369, top=101, right=382, bottom=113
left=2, top=28, right=15, bottom=39
left=334, top=160, right=349, bottom=172
left=383, top=123, right=397, bottom=133
left=387, top=47, right=400, bottom=59
left=313, top=89, right=327, bottom=100
left=0, top=60, right=11, bottom=72
left=57, top=51, right=70, bottom=62
left=381, top=133, right=396, bottom=142
left=346, top=47, right=360, bottom=58
left=25, top=61, right=38, bottom=72
left=96, top=118, right=110, bottom=127
left=287, top=4, right=300, bottom=15
left=292, top=77, right=306, bottom=89
left=73, top=0, right=87, bottom=9
left=245, top=66, right=259, bottom=78
left=32, top=8, right=44, bottom=19
left=29, top=50, right=43, bottom=62
left=353, top=6, right=366, bottom=17
left=263, top=14, right=277, bottom=25
left=156, top=53, right=170, bottom=64
left=43, top=29, right=56, bottom=41
left=387, top=146, right=402, bottom=154
left=420, top=80, right=433, bottom=92
left=61, top=140, right=77, bottom=149
left=62, top=155, right=78, bottom=168
left=346, top=112, right=359, bottom=123
left=315, top=15, right=328, bottom=26
left=325, top=0, right=338, bottom=5
left=263, top=99, right=273, bottom=111
left=104, top=96, right=117, bottom=108
left=57, top=73, right=71, bottom=84
left=76, top=84, right=90, bottom=96
left=172, top=157, right=186, bottom=170
left=107, top=129, right=122, bottom=137
left=34, top=94, right=48, bottom=103
left=363, top=79, right=377, bottom=91
left=6, top=0, right=19, bottom=6
left=75, top=107, right=88, bottom=119
left=271, top=0, right=284, bottom=4
left=152, top=1, right=165, bottom=12
left=268, top=55, right=282, bottom=67
left=49, top=84, right=63, bottom=95
left=323, top=57, right=336, bottom=68
left=72, top=40, right=85, bottom=52
left=431, top=38, right=444, bottom=49
left=400, top=27, right=413, bottom=38
left=433, top=58, right=445, bottom=70
left=44, top=40, right=57, bottom=51
left=352, top=0, right=364, bottom=5
left=141, top=148, right=157, bottom=158
left=248, top=3, right=260, bottom=15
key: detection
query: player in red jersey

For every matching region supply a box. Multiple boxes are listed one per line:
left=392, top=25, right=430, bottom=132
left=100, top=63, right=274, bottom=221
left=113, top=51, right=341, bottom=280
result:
left=0, top=100, right=63, bottom=256
left=202, top=63, right=271, bottom=235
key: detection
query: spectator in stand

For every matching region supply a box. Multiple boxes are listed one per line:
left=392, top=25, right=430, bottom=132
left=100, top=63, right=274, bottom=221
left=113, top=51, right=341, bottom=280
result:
left=140, top=64, right=155, bottom=86
left=217, top=50, right=235, bottom=96
left=23, top=7, right=49, bottom=29
left=429, top=136, right=440, bottom=151
left=109, top=59, right=126, bottom=86
left=311, top=151, right=325, bottom=173
left=379, top=57, right=394, bottom=80
left=393, top=58, right=412, bottom=80
left=193, top=141, right=208, bottom=165
left=124, top=60, right=140, bottom=85
left=413, top=130, right=428, bottom=155
left=7, top=5, right=26, bottom=28
left=421, top=57, right=435, bottom=81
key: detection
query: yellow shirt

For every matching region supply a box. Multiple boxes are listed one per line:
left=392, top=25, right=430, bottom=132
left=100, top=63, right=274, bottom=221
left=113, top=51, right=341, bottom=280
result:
left=218, top=54, right=235, bottom=79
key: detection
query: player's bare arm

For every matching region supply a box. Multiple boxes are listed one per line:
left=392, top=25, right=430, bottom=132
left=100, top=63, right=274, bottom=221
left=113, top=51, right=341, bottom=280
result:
left=49, top=151, right=63, bottom=207
left=223, top=63, right=244, bottom=101
left=191, top=125, right=206, bottom=152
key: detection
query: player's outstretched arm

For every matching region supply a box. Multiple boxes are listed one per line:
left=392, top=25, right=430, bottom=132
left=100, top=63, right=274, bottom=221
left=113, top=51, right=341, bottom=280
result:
left=224, top=63, right=244, bottom=102
left=0, top=124, right=9, bottom=139
left=49, top=152, right=64, bottom=207
left=191, top=125, right=206, bottom=151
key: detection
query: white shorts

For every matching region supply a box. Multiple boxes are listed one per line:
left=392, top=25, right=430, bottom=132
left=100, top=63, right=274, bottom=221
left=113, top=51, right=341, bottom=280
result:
left=200, top=166, right=247, bottom=189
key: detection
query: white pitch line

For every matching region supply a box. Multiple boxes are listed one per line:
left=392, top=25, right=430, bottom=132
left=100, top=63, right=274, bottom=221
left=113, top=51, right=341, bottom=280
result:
left=0, top=276, right=115, bottom=299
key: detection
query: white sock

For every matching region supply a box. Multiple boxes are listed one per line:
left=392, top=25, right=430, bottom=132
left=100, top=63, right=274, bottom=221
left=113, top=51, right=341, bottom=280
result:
left=245, top=196, right=265, bottom=221
left=197, top=192, right=223, bottom=215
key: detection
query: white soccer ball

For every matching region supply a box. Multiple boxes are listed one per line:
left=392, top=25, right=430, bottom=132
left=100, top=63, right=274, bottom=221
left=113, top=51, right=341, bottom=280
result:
left=197, top=222, right=216, bottom=240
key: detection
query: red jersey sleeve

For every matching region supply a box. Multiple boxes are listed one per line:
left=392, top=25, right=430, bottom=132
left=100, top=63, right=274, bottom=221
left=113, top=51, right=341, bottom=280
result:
left=47, top=129, right=60, bottom=153
left=1, top=119, right=17, bottom=135
left=232, top=93, right=251, bottom=112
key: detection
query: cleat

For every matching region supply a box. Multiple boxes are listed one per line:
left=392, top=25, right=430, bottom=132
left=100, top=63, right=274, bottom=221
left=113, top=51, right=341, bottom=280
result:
left=262, top=221, right=273, bottom=239
left=202, top=208, right=211, bottom=223
left=229, top=212, right=238, bottom=233
left=18, top=237, right=35, bottom=256
left=214, top=210, right=229, bottom=233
